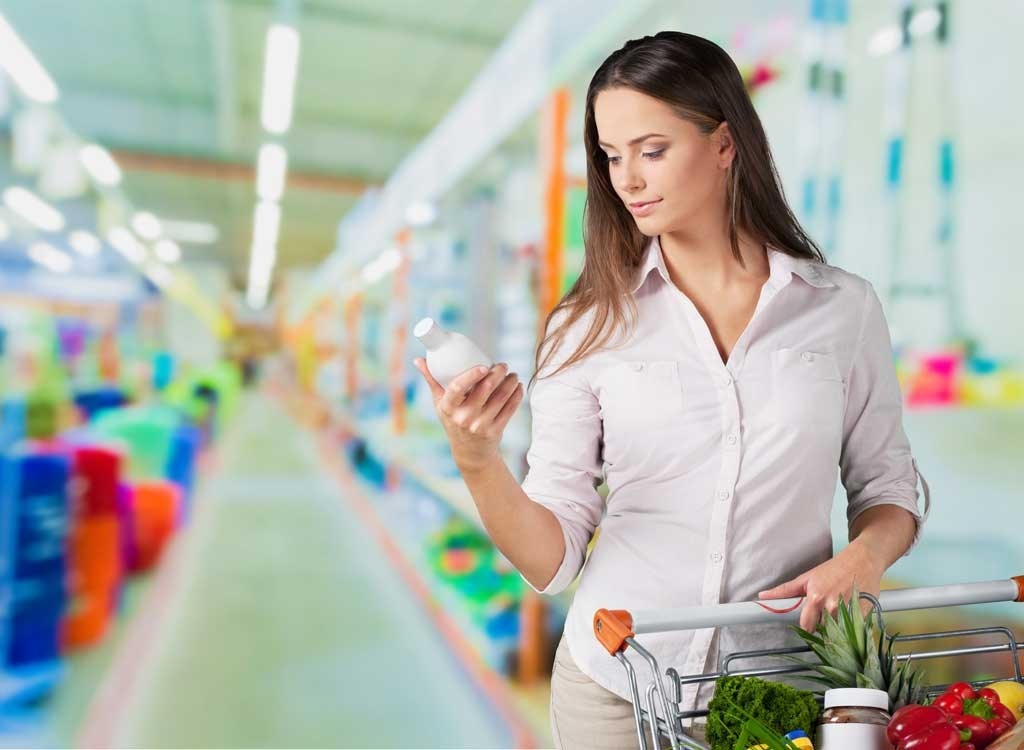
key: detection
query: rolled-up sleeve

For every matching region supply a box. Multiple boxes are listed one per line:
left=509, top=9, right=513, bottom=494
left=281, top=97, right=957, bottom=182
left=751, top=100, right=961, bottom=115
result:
left=840, top=282, right=931, bottom=553
left=520, top=344, right=605, bottom=595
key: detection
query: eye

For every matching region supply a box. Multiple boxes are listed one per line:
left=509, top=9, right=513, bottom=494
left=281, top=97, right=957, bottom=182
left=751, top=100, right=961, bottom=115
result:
left=642, top=149, right=664, bottom=159
left=606, top=155, right=621, bottom=165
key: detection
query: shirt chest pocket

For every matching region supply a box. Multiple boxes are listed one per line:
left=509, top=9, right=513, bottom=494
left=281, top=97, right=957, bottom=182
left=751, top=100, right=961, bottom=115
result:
left=771, top=347, right=845, bottom=431
left=598, top=360, right=684, bottom=432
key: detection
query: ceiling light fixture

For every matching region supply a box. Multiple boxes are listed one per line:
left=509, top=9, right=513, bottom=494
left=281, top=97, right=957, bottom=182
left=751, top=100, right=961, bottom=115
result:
left=79, top=144, right=122, bottom=187
left=69, top=229, right=102, bottom=257
left=260, top=24, right=300, bottom=135
left=0, top=13, right=59, bottom=103
left=132, top=211, right=162, bottom=241
left=161, top=219, right=219, bottom=244
left=28, top=241, right=72, bottom=273
left=153, top=238, right=181, bottom=264
left=107, top=226, right=146, bottom=264
left=257, top=143, right=288, bottom=202
left=2, top=186, right=65, bottom=232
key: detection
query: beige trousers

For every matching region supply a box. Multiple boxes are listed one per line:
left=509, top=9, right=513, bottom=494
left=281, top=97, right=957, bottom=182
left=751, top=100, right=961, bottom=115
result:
left=549, top=636, right=707, bottom=750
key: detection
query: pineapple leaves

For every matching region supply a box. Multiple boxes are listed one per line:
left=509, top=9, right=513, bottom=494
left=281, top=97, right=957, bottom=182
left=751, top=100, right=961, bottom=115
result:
left=786, top=587, right=927, bottom=711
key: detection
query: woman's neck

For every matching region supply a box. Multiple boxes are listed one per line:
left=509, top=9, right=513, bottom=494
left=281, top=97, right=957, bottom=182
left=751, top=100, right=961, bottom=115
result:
left=658, top=223, right=769, bottom=292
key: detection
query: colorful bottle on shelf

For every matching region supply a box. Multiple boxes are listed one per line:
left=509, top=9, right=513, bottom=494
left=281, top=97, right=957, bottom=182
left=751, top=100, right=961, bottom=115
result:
left=413, top=317, right=493, bottom=390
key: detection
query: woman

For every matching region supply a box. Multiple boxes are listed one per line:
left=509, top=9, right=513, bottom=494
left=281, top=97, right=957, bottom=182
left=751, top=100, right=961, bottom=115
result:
left=413, top=32, right=930, bottom=749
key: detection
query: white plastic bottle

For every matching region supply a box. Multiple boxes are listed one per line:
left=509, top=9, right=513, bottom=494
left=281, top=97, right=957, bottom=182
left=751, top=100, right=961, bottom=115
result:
left=413, top=317, right=494, bottom=390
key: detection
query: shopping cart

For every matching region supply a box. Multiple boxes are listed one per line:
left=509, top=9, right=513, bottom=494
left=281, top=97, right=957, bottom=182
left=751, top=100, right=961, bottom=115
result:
left=593, top=575, right=1024, bottom=750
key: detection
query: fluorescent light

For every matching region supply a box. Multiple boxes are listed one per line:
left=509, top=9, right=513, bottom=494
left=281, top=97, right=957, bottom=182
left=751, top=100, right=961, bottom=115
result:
left=132, top=211, right=162, bottom=241
left=153, top=238, right=181, bottom=263
left=2, top=186, right=65, bottom=232
left=142, top=262, right=173, bottom=289
left=250, top=241, right=277, bottom=275
left=868, top=25, right=902, bottom=57
left=252, top=200, right=281, bottom=251
left=28, top=241, right=72, bottom=273
left=406, top=200, right=437, bottom=228
left=260, top=24, right=300, bottom=134
left=161, top=219, right=219, bottom=244
left=257, top=143, right=288, bottom=202
left=107, top=226, right=146, bottom=264
left=0, top=14, right=59, bottom=103
left=360, top=247, right=403, bottom=284
left=246, top=252, right=271, bottom=308
left=69, top=229, right=101, bottom=257
left=909, top=8, right=941, bottom=37
left=247, top=282, right=269, bottom=309
left=79, top=144, right=122, bottom=186
left=0, top=217, right=9, bottom=241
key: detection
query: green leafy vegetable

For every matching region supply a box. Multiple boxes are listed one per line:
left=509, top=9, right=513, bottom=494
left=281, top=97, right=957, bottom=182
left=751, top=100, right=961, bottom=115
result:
left=706, top=675, right=821, bottom=750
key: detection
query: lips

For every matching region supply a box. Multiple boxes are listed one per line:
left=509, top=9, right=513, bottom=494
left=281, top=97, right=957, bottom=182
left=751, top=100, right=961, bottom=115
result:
left=628, top=198, right=662, bottom=216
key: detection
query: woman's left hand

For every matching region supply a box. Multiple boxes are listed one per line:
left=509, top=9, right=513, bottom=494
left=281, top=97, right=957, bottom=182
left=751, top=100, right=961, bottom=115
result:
left=757, top=541, right=885, bottom=631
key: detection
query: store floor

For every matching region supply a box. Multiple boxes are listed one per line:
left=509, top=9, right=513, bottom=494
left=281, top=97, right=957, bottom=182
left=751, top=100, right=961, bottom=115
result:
left=85, top=392, right=517, bottom=748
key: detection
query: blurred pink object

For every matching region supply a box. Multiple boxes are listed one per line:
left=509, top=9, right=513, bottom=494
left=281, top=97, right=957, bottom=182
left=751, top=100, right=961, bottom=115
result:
left=907, top=351, right=962, bottom=406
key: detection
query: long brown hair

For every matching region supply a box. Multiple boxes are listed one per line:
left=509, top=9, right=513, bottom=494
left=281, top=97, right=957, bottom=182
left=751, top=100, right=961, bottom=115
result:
left=532, top=31, right=823, bottom=385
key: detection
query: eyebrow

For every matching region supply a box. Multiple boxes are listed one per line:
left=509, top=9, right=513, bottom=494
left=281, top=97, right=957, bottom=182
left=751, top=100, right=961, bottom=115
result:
left=598, top=133, right=668, bottom=149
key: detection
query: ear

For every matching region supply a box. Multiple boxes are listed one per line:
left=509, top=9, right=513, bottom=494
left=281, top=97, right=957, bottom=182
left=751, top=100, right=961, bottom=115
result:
left=714, top=121, right=736, bottom=169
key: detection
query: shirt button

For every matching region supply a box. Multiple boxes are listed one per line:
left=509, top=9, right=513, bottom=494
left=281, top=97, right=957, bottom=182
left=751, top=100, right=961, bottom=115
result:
left=710, top=552, right=723, bottom=564
left=801, top=351, right=814, bottom=362
left=725, top=433, right=738, bottom=446
left=630, top=362, right=644, bottom=371
left=716, top=489, right=731, bottom=501
left=720, top=375, right=732, bottom=387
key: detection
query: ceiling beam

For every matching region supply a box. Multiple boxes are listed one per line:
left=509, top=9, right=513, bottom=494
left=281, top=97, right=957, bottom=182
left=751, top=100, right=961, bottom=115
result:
left=110, top=148, right=376, bottom=195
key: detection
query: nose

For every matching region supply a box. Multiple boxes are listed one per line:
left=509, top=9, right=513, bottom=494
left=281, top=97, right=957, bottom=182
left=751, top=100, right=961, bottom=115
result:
left=616, top=157, right=644, bottom=195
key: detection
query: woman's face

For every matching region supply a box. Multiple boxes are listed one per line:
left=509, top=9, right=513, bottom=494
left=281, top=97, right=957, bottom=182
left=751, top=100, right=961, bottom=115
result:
left=593, top=87, right=731, bottom=236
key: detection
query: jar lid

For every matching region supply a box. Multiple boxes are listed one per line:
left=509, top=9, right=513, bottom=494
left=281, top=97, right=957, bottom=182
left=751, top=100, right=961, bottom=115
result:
left=823, top=688, right=890, bottom=710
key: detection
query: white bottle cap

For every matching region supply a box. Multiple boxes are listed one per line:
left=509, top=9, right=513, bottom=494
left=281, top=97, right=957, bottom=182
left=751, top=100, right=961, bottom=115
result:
left=823, top=688, right=890, bottom=710
left=413, top=317, right=435, bottom=338
left=413, top=317, right=446, bottom=350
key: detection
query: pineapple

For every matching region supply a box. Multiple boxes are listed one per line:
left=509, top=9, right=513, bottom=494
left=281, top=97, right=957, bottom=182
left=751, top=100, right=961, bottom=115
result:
left=790, top=587, right=927, bottom=711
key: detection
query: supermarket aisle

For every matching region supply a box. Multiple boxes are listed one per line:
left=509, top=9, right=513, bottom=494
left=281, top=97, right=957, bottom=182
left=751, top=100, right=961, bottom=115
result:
left=99, top=392, right=512, bottom=748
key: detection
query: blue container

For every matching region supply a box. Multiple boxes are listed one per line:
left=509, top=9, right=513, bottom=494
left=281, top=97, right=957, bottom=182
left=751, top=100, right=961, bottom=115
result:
left=6, top=610, right=62, bottom=667
left=152, top=352, right=175, bottom=391
left=0, top=452, right=70, bottom=670
left=72, top=387, right=127, bottom=421
left=165, top=424, right=200, bottom=522
left=0, top=398, right=26, bottom=453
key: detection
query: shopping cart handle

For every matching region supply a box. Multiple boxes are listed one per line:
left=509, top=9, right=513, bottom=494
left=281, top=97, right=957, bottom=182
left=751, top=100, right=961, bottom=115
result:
left=594, top=609, right=635, bottom=655
left=594, top=575, right=1024, bottom=654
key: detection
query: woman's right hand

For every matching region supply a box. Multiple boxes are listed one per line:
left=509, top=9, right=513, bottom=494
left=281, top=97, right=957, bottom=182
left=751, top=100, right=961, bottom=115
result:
left=412, top=358, right=525, bottom=473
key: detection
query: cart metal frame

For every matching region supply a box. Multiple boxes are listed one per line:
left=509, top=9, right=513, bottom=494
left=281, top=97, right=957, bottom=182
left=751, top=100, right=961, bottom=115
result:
left=593, top=576, right=1024, bottom=750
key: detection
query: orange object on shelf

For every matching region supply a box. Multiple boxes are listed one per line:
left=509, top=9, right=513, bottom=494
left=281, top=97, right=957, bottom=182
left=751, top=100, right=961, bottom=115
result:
left=130, top=480, right=181, bottom=571
left=68, top=515, right=122, bottom=588
left=62, top=515, right=123, bottom=649
left=61, top=586, right=117, bottom=649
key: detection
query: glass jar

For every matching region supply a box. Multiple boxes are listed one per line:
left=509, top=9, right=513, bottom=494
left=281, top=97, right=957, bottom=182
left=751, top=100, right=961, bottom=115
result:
left=815, top=688, right=893, bottom=750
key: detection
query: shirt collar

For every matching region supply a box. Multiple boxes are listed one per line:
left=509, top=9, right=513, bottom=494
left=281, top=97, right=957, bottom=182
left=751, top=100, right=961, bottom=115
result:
left=765, top=244, right=837, bottom=289
left=631, top=237, right=835, bottom=293
left=630, top=236, right=672, bottom=293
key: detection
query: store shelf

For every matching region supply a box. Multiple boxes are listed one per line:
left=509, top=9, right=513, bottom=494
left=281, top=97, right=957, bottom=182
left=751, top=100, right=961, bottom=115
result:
left=335, top=409, right=482, bottom=529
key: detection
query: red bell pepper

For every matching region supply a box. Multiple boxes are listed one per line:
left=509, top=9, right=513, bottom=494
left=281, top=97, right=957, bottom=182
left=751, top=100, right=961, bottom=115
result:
left=991, top=703, right=1016, bottom=726
left=977, top=688, right=1001, bottom=709
left=952, top=714, right=993, bottom=747
left=888, top=704, right=970, bottom=750
left=948, top=682, right=978, bottom=701
left=899, top=723, right=964, bottom=750
left=934, top=693, right=965, bottom=716
left=987, top=718, right=1013, bottom=741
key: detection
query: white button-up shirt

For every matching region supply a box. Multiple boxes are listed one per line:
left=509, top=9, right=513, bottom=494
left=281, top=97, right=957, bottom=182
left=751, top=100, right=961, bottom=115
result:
left=521, top=236, right=930, bottom=714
